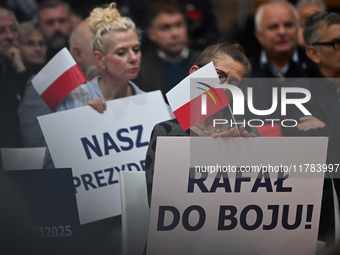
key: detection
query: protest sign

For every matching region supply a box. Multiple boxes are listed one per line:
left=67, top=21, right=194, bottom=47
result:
left=147, top=137, right=327, bottom=255
left=38, top=91, right=171, bottom=224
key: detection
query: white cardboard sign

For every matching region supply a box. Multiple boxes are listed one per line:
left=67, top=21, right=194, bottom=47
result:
left=38, top=91, right=170, bottom=224
left=147, top=137, right=327, bottom=255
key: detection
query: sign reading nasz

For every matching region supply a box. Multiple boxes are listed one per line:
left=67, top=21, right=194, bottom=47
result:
left=38, top=91, right=171, bottom=224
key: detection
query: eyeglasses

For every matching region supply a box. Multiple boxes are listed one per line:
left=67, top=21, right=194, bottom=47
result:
left=215, top=68, right=246, bottom=90
left=311, top=38, right=340, bottom=50
left=196, top=65, right=246, bottom=90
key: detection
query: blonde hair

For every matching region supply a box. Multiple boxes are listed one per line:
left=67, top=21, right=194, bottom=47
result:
left=87, top=2, right=139, bottom=53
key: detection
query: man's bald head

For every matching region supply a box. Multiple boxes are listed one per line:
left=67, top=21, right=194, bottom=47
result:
left=69, top=20, right=95, bottom=74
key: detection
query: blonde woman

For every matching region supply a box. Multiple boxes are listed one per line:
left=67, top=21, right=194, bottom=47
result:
left=43, top=3, right=145, bottom=254
left=56, top=2, right=143, bottom=112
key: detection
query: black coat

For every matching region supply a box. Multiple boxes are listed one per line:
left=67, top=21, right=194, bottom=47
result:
left=133, top=48, right=199, bottom=100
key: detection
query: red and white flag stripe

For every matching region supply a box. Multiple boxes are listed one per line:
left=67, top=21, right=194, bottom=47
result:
left=166, top=62, right=229, bottom=131
left=32, top=47, right=87, bottom=110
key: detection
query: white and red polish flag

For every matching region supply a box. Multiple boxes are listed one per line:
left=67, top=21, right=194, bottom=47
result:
left=32, top=47, right=87, bottom=110
left=166, top=62, right=229, bottom=131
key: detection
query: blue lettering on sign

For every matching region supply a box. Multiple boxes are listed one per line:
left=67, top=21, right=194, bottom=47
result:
left=210, top=171, right=232, bottom=192
left=157, top=206, right=180, bottom=231
left=263, top=205, right=279, bottom=230
left=80, top=135, right=103, bottom=159
left=80, top=125, right=149, bottom=159
left=234, top=171, right=251, bottom=192
left=116, top=128, right=133, bottom=151
left=187, top=168, right=209, bottom=193
left=251, top=171, right=273, bottom=192
left=187, top=167, right=292, bottom=193
left=275, top=171, right=292, bottom=192
left=157, top=205, right=206, bottom=231
left=218, top=205, right=237, bottom=230
left=217, top=204, right=309, bottom=231
left=156, top=168, right=311, bottom=232
left=103, top=132, right=121, bottom=154
left=158, top=204, right=314, bottom=232
left=240, top=205, right=263, bottom=230
left=73, top=160, right=145, bottom=192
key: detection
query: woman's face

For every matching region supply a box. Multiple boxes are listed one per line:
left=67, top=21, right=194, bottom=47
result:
left=20, top=29, right=47, bottom=66
left=213, top=55, right=245, bottom=102
left=99, top=29, right=141, bottom=81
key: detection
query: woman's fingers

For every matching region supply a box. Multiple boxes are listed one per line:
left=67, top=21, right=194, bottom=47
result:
left=212, top=127, right=238, bottom=137
left=213, top=125, right=257, bottom=138
left=86, top=97, right=107, bottom=113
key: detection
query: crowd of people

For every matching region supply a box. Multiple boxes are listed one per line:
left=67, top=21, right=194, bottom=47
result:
left=1, top=0, right=340, bottom=254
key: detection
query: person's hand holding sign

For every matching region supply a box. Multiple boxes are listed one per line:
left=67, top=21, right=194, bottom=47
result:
left=86, top=97, right=106, bottom=113
left=212, top=125, right=257, bottom=138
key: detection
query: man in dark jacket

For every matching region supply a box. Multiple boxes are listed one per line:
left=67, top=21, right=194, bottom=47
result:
left=0, top=7, right=25, bottom=148
left=251, top=1, right=316, bottom=78
left=133, top=1, right=198, bottom=100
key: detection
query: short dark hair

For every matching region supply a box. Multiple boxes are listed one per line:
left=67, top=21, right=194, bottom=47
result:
left=38, top=0, right=70, bottom=18
left=304, top=11, right=340, bottom=45
left=148, top=1, right=185, bottom=27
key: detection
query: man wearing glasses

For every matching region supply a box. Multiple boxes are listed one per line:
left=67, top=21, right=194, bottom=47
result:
left=302, top=11, right=340, bottom=242
left=305, top=12, right=340, bottom=79
left=291, top=11, right=340, bottom=136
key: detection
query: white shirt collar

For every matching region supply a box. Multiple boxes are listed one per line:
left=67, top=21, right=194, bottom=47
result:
left=157, top=46, right=189, bottom=64
left=259, top=49, right=299, bottom=76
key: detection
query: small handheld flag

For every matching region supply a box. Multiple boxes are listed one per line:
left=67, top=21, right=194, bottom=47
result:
left=32, top=48, right=87, bottom=110
left=166, top=62, right=229, bottom=131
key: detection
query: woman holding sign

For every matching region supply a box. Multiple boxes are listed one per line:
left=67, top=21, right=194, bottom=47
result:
left=54, top=2, right=144, bottom=112
left=145, top=43, right=258, bottom=204
left=44, top=3, right=145, bottom=166
left=42, top=3, right=146, bottom=255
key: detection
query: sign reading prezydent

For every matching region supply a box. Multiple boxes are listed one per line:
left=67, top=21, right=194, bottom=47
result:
left=38, top=91, right=171, bottom=224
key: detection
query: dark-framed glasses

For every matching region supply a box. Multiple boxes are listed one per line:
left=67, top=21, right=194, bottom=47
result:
left=215, top=68, right=246, bottom=90
left=311, top=38, right=340, bottom=50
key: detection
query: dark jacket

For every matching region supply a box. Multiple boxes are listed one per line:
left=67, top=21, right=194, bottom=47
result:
left=249, top=47, right=317, bottom=78
left=0, top=63, right=23, bottom=148
left=133, top=48, right=199, bottom=100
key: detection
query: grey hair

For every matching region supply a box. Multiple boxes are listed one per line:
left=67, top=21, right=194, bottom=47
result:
left=255, top=0, right=299, bottom=33
left=296, top=0, right=326, bottom=12
left=304, top=11, right=340, bottom=46
left=0, top=8, right=19, bottom=28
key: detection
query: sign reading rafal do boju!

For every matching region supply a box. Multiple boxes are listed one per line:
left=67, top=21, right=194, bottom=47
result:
left=38, top=91, right=171, bottom=224
left=147, top=137, right=327, bottom=255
